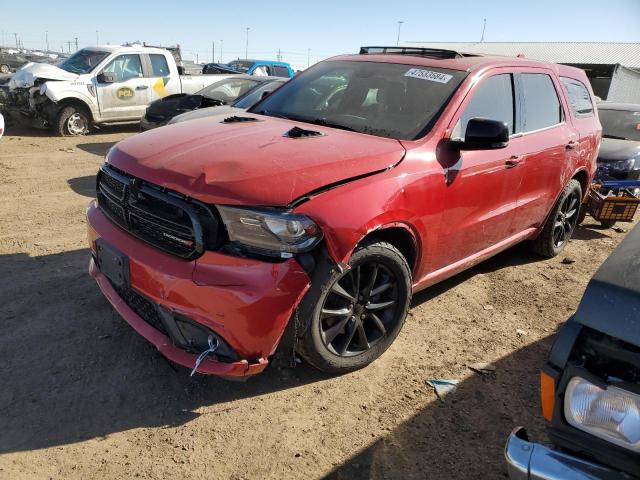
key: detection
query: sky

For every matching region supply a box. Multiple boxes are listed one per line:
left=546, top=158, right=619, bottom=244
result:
left=2, top=0, right=639, bottom=69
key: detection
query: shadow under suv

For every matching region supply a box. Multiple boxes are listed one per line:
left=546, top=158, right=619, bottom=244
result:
left=87, top=46, right=601, bottom=377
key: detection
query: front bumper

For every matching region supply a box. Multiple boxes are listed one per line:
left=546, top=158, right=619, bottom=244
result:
left=86, top=201, right=311, bottom=377
left=139, top=116, right=168, bottom=131
left=505, top=427, right=630, bottom=480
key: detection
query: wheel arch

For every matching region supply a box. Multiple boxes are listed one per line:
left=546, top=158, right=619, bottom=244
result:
left=571, top=168, right=590, bottom=201
left=55, top=97, right=95, bottom=124
left=353, top=223, right=420, bottom=275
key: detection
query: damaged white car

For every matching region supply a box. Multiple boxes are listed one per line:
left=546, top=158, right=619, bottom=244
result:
left=2, top=45, right=234, bottom=136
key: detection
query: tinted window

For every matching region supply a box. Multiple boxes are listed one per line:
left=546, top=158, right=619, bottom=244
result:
left=149, top=54, right=169, bottom=77
left=521, top=74, right=562, bottom=132
left=227, top=60, right=253, bottom=73
left=452, top=74, right=514, bottom=139
left=599, top=107, right=640, bottom=141
left=272, top=66, right=290, bottom=78
left=560, top=77, right=593, bottom=118
left=234, top=81, right=282, bottom=108
left=199, top=78, right=258, bottom=103
left=251, top=60, right=467, bottom=140
left=102, top=54, right=143, bottom=82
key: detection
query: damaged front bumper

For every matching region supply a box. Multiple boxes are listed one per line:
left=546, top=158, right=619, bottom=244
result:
left=87, top=201, right=312, bottom=377
left=0, top=85, right=56, bottom=128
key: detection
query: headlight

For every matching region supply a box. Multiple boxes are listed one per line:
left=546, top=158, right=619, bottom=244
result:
left=611, top=158, right=635, bottom=171
left=564, top=376, right=640, bottom=452
left=217, top=206, right=322, bottom=258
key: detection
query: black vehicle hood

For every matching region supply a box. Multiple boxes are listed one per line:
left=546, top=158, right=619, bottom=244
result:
left=597, top=138, right=640, bottom=163
left=145, top=94, right=224, bottom=121
left=573, top=223, right=640, bottom=347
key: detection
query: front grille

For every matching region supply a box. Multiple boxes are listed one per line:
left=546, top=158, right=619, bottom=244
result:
left=114, top=283, right=168, bottom=336
left=97, top=165, right=220, bottom=259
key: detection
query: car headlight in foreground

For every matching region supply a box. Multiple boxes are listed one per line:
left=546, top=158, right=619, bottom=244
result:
left=217, top=206, right=323, bottom=258
left=564, top=376, right=640, bottom=452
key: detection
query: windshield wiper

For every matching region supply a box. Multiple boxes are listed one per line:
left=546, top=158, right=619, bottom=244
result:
left=308, top=118, right=358, bottom=132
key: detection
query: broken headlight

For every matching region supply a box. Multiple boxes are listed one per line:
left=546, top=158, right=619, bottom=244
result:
left=564, top=376, right=640, bottom=452
left=216, top=206, right=322, bottom=258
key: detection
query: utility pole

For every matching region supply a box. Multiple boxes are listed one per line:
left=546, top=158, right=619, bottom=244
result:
left=96, top=30, right=99, bottom=45
left=74, top=37, right=78, bottom=51
left=14, top=33, right=18, bottom=49
left=396, top=21, right=404, bottom=46
left=480, top=18, right=487, bottom=42
left=212, top=41, right=215, bottom=63
left=307, top=48, right=310, bottom=68
left=245, top=27, right=249, bottom=59
left=45, top=31, right=49, bottom=51
left=220, top=40, right=223, bottom=63
left=67, top=41, right=72, bottom=53
left=277, top=48, right=281, bottom=61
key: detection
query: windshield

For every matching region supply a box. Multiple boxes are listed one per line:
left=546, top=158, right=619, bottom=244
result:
left=227, top=60, right=254, bottom=73
left=250, top=60, right=467, bottom=140
left=233, top=81, right=283, bottom=109
left=599, top=108, right=640, bottom=141
left=197, top=78, right=259, bottom=103
left=58, top=49, right=109, bottom=74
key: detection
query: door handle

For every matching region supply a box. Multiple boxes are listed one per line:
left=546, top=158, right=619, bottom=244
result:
left=136, top=85, right=149, bottom=90
left=566, top=141, right=577, bottom=150
left=505, top=156, right=523, bottom=168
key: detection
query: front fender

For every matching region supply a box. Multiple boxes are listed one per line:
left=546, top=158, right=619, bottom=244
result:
left=41, top=82, right=98, bottom=119
left=295, top=164, right=443, bottom=280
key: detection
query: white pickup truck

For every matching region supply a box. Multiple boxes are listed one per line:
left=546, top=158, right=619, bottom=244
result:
left=2, top=45, right=233, bottom=136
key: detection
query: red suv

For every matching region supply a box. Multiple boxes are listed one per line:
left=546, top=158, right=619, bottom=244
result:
left=87, top=46, right=601, bottom=377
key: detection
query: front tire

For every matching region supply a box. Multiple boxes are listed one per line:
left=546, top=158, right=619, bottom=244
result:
left=298, top=240, right=412, bottom=374
left=54, top=106, right=90, bottom=136
left=531, top=179, right=582, bottom=258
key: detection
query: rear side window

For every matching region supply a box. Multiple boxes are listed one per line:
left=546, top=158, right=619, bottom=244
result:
left=520, top=74, right=562, bottom=132
left=560, top=77, right=593, bottom=118
left=271, top=65, right=290, bottom=78
left=452, top=74, right=515, bottom=139
left=149, top=54, right=169, bottom=77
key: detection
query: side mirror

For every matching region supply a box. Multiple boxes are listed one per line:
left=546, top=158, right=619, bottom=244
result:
left=97, top=72, right=116, bottom=84
left=260, top=90, right=272, bottom=100
left=450, top=118, right=509, bottom=150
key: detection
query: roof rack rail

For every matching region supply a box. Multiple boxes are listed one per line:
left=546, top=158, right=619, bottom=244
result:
left=359, top=46, right=464, bottom=59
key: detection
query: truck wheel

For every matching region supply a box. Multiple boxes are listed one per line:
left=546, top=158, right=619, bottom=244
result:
left=0, top=64, right=9, bottom=74
left=298, top=240, right=411, bottom=374
left=531, top=179, right=582, bottom=258
left=55, top=106, right=90, bottom=136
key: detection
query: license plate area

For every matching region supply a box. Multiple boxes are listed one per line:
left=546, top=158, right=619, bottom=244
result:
left=96, top=239, right=130, bottom=287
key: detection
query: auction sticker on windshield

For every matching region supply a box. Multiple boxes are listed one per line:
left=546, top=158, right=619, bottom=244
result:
left=404, top=68, right=452, bottom=84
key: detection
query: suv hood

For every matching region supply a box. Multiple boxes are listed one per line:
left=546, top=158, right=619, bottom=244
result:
left=9, top=62, right=78, bottom=90
left=107, top=114, right=406, bottom=206
left=573, top=222, right=640, bottom=347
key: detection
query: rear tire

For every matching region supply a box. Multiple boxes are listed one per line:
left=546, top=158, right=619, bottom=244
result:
left=298, top=240, right=412, bottom=374
left=54, top=105, right=90, bottom=136
left=0, top=64, right=9, bottom=74
left=531, top=179, right=582, bottom=258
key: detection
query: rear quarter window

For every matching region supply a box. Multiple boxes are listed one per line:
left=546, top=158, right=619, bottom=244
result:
left=149, top=54, right=170, bottom=77
left=560, top=77, right=594, bottom=118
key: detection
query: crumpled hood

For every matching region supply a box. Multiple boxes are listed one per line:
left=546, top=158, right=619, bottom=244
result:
left=107, top=114, right=406, bottom=206
left=9, top=62, right=78, bottom=90
left=597, top=138, right=640, bottom=163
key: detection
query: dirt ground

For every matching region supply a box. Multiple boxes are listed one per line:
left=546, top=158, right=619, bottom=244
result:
left=0, top=123, right=635, bottom=480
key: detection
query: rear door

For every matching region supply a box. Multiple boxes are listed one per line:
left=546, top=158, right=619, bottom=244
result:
left=95, top=53, right=151, bottom=121
left=434, top=71, right=525, bottom=269
left=145, top=52, right=181, bottom=102
left=509, top=70, right=578, bottom=234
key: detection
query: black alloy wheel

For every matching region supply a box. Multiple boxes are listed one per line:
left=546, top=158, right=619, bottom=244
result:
left=320, top=261, right=399, bottom=357
left=553, top=188, right=580, bottom=249
left=299, top=240, right=412, bottom=373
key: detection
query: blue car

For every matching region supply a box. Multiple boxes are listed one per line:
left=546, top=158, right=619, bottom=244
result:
left=224, top=59, right=294, bottom=78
